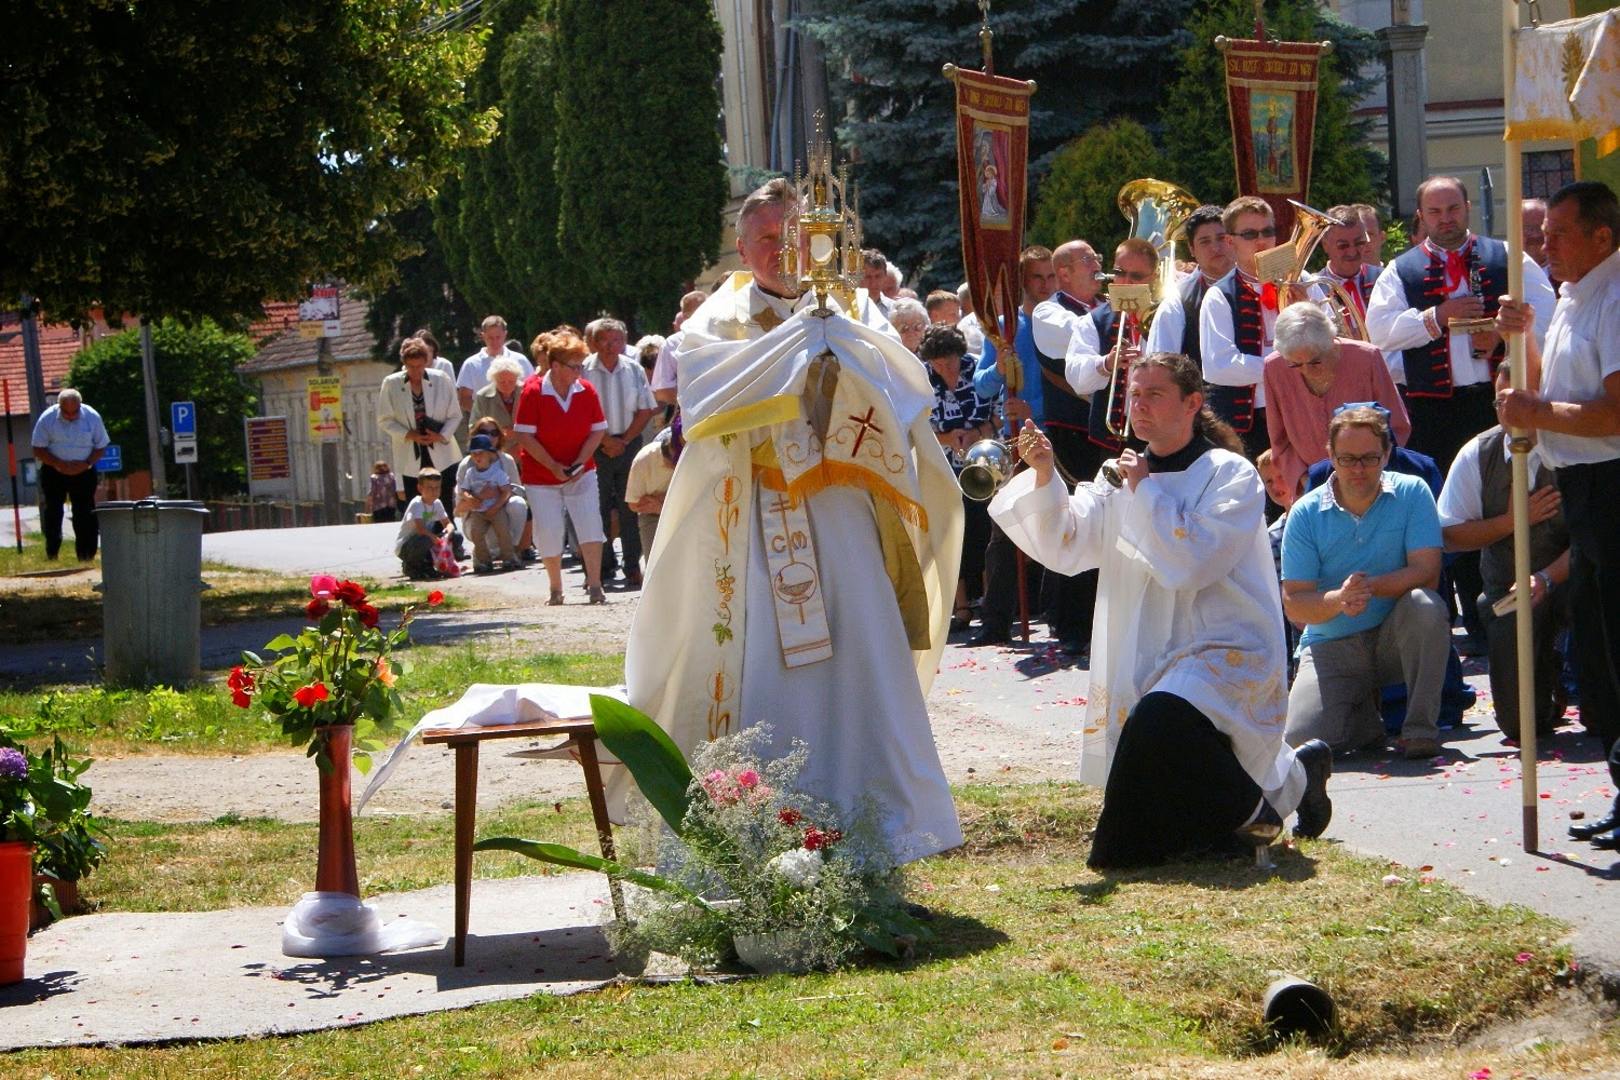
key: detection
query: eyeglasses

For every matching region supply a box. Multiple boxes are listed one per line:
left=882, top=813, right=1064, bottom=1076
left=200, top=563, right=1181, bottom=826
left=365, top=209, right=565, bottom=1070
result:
left=1332, top=452, right=1384, bottom=469
left=558, top=361, right=584, bottom=371
left=1232, top=227, right=1278, bottom=241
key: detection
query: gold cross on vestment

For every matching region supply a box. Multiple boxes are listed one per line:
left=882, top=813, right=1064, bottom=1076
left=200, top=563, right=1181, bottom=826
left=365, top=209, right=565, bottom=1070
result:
left=847, top=406, right=882, bottom=457
left=754, top=306, right=784, bottom=332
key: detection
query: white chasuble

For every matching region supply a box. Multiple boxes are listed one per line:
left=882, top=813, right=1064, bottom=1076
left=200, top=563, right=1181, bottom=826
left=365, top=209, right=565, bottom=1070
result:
left=609, top=273, right=965, bottom=862
left=989, top=449, right=1307, bottom=817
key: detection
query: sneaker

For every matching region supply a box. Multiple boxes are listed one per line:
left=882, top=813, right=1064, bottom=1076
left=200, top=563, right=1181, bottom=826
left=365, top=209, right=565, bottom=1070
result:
left=1293, top=739, right=1333, bottom=839
left=521, top=547, right=539, bottom=562
left=1401, top=737, right=1443, bottom=760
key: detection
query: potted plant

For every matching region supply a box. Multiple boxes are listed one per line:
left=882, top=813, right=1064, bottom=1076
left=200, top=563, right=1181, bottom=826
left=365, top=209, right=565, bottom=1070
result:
left=25, top=736, right=107, bottom=930
left=478, top=697, right=934, bottom=975
left=231, top=575, right=443, bottom=956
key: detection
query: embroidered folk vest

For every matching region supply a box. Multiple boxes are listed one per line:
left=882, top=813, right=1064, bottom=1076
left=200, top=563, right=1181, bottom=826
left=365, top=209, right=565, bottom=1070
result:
left=1475, top=428, right=1566, bottom=601
left=1205, top=273, right=1261, bottom=434
left=1391, top=237, right=1509, bottom=399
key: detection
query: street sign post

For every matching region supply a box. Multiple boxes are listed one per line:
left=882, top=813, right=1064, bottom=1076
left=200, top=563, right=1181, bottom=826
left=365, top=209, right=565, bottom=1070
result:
left=173, top=438, right=198, bottom=465
left=96, top=444, right=123, bottom=473
left=170, top=401, right=197, bottom=439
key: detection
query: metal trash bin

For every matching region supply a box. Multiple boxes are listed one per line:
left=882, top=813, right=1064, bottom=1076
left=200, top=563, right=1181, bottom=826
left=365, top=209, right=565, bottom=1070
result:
left=95, top=498, right=209, bottom=687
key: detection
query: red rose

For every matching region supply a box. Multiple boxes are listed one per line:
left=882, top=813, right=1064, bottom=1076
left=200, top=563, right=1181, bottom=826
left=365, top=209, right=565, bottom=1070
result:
left=777, top=808, right=802, bottom=827
left=305, top=598, right=330, bottom=620
left=333, top=580, right=367, bottom=606
left=803, top=827, right=827, bottom=851
left=227, top=665, right=255, bottom=693
left=355, top=603, right=380, bottom=628
left=427, top=590, right=445, bottom=606
left=292, top=682, right=330, bottom=709
left=230, top=690, right=251, bottom=709
left=309, top=573, right=338, bottom=600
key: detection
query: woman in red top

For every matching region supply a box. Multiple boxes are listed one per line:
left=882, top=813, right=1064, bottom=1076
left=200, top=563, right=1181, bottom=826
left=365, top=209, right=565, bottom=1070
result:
left=512, top=327, right=610, bottom=604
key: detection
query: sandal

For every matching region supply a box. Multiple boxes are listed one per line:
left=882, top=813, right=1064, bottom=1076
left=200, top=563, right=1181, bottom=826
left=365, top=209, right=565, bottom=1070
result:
left=588, top=585, right=607, bottom=605
left=547, top=590, right=564, bottom=606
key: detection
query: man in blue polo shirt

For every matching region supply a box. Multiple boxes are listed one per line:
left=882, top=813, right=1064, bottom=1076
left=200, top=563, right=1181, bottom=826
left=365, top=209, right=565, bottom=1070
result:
left=1281, top=405, right=1451, bottom=760
left=30, top=388, right=110, bottom=561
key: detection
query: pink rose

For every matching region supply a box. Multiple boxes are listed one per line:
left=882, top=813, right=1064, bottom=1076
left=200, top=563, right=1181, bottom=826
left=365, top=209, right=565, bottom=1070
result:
left=309, top=573, right=339, bottom=600
left=737, top=769, right=760, bottom=789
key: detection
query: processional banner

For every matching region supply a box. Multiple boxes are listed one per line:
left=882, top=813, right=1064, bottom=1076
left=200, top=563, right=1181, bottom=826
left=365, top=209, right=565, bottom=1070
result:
left=1219, top=35, right=1328, bottom=239
left=1506, top=10, right=1620, bottom=159
left=948, top=66, right=1034, bottom=371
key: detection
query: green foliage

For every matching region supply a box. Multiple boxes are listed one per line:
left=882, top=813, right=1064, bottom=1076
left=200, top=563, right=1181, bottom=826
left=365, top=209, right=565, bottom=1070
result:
left=1160, top=0, right=1384, bottom=211
left=1030, top=120, right=1169, bottom=253
left=1, top=1, right=496, bottom=326
left=360, top=204, right=481, bottom=364
left=0, top=730, right=108, bottom=883
left=553, top=0, right=727, bottom=329
left=801, top=0, right=1198, bottom=290
left=66, top=320, right=257, bottom=495
left=587, top=693, right=693, bottom=833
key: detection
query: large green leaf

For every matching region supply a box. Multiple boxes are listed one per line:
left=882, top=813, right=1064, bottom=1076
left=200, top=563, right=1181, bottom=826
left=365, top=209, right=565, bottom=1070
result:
left=588, top=694, right=692, bottom=835
left=474, top=837, right=709, bottom=906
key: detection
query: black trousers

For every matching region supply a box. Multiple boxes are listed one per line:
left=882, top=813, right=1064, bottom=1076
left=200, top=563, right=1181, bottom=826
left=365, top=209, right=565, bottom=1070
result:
left=1239, top=407, right=1270, bottom=461
left=1557, top=459, right=1620, bottom=792
left=1406, top=385, right=1497, bottom=633
left=400, top=462, right=458, bottom=520
left=959, top=492, right=991, bottom=603
left=595, top=434, right=643, bottom=576
left=1088, top=691, right=1265, bottom=869
left=38, top=463, right=101, bottom=560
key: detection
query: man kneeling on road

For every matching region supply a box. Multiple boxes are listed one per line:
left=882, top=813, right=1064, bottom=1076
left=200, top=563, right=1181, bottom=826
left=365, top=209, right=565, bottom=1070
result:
left=1283, top=405, right=1451, bottom=761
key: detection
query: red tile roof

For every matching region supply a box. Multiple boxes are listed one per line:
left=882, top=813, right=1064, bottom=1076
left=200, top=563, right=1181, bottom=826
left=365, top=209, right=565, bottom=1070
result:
left=0, top=323, right=87, bottom=416
left=239, top=291, right=381, bottom=375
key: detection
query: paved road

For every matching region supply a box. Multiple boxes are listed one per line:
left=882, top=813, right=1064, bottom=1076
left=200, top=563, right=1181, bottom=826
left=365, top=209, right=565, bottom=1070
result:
left=3, top=519, right=1615, bottom=983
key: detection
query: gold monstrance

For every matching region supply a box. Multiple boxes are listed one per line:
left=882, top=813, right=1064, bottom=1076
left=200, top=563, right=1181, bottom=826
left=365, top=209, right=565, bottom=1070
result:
left=781, top=115, right=864, bottom=317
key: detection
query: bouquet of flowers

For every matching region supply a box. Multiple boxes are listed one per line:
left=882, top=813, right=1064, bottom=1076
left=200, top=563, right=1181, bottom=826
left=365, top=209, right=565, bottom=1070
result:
left=229, top=574, right=443, bottom=772
left=478, top=699, right=933, bottom=974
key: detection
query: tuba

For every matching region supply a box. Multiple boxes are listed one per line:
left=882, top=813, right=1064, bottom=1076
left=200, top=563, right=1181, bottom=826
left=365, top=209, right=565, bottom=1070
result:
left=1095, top=180, right=1198, bottom=484
left=1253, top=199, right=1370, bottom=341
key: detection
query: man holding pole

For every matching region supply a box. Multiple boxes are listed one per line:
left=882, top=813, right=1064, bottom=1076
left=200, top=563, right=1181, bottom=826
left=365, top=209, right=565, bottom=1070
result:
left=1497, top=180, right=1620, bottom=850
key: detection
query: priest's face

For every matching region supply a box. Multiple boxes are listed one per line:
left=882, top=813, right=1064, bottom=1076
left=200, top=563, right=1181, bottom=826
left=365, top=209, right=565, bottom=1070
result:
left=1126, top=366, right=1200, bottom=449
left=738, top=202, right=794, bottom=298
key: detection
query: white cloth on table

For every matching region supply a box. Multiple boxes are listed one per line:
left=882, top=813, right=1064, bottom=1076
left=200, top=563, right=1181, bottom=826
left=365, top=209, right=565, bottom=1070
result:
left=355, top=682, right=627, bottom=813
left=988, top=448, right=1306, bottom=816
left=282, top=891, right=443, bottom=958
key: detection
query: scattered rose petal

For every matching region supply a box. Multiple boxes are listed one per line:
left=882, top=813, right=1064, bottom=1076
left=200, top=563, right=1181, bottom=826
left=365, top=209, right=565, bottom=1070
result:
left=1381, top=873, right=1405, bottom=886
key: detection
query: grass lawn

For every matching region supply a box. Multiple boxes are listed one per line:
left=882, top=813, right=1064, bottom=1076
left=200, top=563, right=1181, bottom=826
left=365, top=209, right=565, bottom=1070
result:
left=0, top=563, right=464, bottom=646
left=10, top=784, right=1608, bottom=1079
left=0, top=645, right=624, bottom=757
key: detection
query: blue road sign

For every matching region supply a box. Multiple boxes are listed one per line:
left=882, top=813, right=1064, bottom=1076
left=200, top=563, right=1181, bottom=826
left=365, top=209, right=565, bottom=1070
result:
left=171, top=401, right=197, bottom=438
left=96, top=444, right=123, bottom=473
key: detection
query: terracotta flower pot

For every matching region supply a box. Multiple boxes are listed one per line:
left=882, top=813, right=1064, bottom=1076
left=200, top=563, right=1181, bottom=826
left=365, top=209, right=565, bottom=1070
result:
left=0, top=841, right=33, bottom=985
left=314, top=725, right=360, bottom=897
left=30, top=875, right=81, bottom=932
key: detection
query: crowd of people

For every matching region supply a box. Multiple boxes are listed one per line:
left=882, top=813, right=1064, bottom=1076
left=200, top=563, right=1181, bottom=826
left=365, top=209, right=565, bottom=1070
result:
left=376, top=171, right=1618, bottom=863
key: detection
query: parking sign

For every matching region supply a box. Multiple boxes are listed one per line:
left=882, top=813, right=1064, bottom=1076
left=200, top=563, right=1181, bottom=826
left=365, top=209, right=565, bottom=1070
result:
left=171, top=401, right=197, bottom=438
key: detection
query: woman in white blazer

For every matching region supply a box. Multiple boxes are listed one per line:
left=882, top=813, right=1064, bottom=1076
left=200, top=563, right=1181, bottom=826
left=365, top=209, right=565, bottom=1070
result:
left=378, top=338, right=464, bottom=512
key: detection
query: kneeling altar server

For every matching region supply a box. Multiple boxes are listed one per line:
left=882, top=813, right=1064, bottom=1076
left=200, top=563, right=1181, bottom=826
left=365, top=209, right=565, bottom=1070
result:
left=990, top=352, right=1331, bottom=867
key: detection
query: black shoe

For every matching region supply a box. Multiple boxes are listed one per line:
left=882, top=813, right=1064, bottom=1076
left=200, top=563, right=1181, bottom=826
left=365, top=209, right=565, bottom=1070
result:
left=1236, top=800, right=1284, bottom=845
left=1590, top=829, right=1620, bottom=851
left=1569, top=809, right=1620, bottom=841
left=1293, top=739, right=1333, bottom=839
left=967, top=626, right=1010, bottom=647
left=1058, top=638, right=1088, bottom=659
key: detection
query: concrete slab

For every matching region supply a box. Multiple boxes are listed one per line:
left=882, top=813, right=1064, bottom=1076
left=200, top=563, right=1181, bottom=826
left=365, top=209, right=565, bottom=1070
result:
left=0, top=873, right=626, bottom=1049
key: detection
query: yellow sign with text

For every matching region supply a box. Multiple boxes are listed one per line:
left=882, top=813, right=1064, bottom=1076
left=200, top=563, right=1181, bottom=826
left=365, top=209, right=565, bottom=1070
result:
left=306, top=376, right=343, bottom=443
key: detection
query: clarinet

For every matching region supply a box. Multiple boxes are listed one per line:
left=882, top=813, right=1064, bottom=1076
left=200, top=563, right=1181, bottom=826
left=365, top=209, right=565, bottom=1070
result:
left=1467, top=251, right=1488, bottom=361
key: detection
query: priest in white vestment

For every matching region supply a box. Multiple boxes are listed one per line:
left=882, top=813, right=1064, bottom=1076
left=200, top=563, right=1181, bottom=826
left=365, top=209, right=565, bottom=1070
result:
left=989, top=351, right=1331, bottom=867
left=612, top=179, right=965, bottom=862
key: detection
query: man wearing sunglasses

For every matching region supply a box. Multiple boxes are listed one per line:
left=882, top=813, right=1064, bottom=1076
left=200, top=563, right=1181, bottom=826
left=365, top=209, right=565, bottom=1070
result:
left=1281, top=405, right=1451, bottom=762
left=1198, top=196, right=1285, bottom=458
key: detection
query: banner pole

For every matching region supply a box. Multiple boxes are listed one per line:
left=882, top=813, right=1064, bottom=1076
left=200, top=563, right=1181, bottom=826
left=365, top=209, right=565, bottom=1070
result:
left=1502, top=0, right=1538, bottom=854
left=3, top=379, right=20, bottom=553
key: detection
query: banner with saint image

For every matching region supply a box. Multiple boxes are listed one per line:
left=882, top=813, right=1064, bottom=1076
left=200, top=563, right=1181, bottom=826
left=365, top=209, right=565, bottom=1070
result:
left=948, top=66, right=1034, bottom=361
left=1219, top=36, right=1328, bottom=238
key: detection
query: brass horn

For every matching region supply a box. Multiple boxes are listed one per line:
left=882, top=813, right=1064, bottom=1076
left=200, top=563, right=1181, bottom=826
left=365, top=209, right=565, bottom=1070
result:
left=1254, top=200, right=1370, bottom=340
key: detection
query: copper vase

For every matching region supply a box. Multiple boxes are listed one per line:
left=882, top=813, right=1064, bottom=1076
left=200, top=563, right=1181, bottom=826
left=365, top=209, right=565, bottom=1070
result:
left=314, top=725, right=360, bottom=897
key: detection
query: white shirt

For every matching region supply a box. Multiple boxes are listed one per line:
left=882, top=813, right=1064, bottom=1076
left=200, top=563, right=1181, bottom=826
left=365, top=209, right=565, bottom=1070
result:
left=1063, top=307, right=1113, bottom=397
left=1436, top=428, right=1551, bottom=527
left=395, top=495, right=448, bottom=554
left=31, top=403, right=110, bottom=463
left=432, top=356, right=455, bottom=380
left=582, top=354, right=657, bottom=436
left=1537, top=247, right=1620, bottom=467
left=457, top=345, right=534, bottom=393
left=957, top=311, right=986, bottom=355
left=1143, top=272, right=1221, bottom=358
left=1364, top=238, right=1556, bottom=388
left=624, top=437, right=675, bottom=506
left=650, top=330, right=684, bottom=394
left=1029, top=292, right=1094, bottom=360
left=1198, top=269, right=1288, bottom=410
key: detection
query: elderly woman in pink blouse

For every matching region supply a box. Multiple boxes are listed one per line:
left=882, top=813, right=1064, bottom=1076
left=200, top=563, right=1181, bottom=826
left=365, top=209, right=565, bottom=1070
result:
left=1263, top=302, right=1412, bottom=499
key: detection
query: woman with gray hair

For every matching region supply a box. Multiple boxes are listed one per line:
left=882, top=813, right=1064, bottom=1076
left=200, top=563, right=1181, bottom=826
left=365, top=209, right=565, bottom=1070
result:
left=889, top=296, right=929, bottom=355
left=1262, top=301, right=1411, bottom=500
left=469, top=354, right=526, bottom=440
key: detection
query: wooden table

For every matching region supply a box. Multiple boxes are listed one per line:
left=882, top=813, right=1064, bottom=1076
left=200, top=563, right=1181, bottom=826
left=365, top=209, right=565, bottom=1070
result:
left=421, top=717, right=623, bottom=966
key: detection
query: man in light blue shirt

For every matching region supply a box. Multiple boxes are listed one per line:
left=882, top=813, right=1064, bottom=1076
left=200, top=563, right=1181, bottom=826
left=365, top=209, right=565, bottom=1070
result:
left=30, top=388, right=110, bottom=561
left=1281, top=405, right=1451, bottom=760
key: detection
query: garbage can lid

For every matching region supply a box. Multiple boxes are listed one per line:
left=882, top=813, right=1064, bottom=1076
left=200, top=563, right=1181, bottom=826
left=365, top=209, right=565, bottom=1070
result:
left=95, top=498, right=209, bottom=515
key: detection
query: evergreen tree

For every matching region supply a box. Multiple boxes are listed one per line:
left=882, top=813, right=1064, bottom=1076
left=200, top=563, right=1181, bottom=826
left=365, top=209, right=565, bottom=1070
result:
left=68, top=322, right=258, bottom=496
left=800, top=0, right=1196, bottom=291
left=1029, top=120, right=1168, bottom=253
left=553, top=0, right=727, bottom=330
left=360, top=204, right=481, bottom=363
left=1159, top=0, right=1383, bottom=213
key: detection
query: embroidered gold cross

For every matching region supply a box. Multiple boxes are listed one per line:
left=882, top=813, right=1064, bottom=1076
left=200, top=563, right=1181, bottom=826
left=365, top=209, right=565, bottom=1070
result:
left=847, top=406, right=882, bottom=457
left=754, top=306, right=784, bottom=332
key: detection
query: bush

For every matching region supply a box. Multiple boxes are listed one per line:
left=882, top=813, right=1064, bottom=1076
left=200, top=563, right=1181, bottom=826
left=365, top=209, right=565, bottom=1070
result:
left=1030, top=119, right=1169, bottom=255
